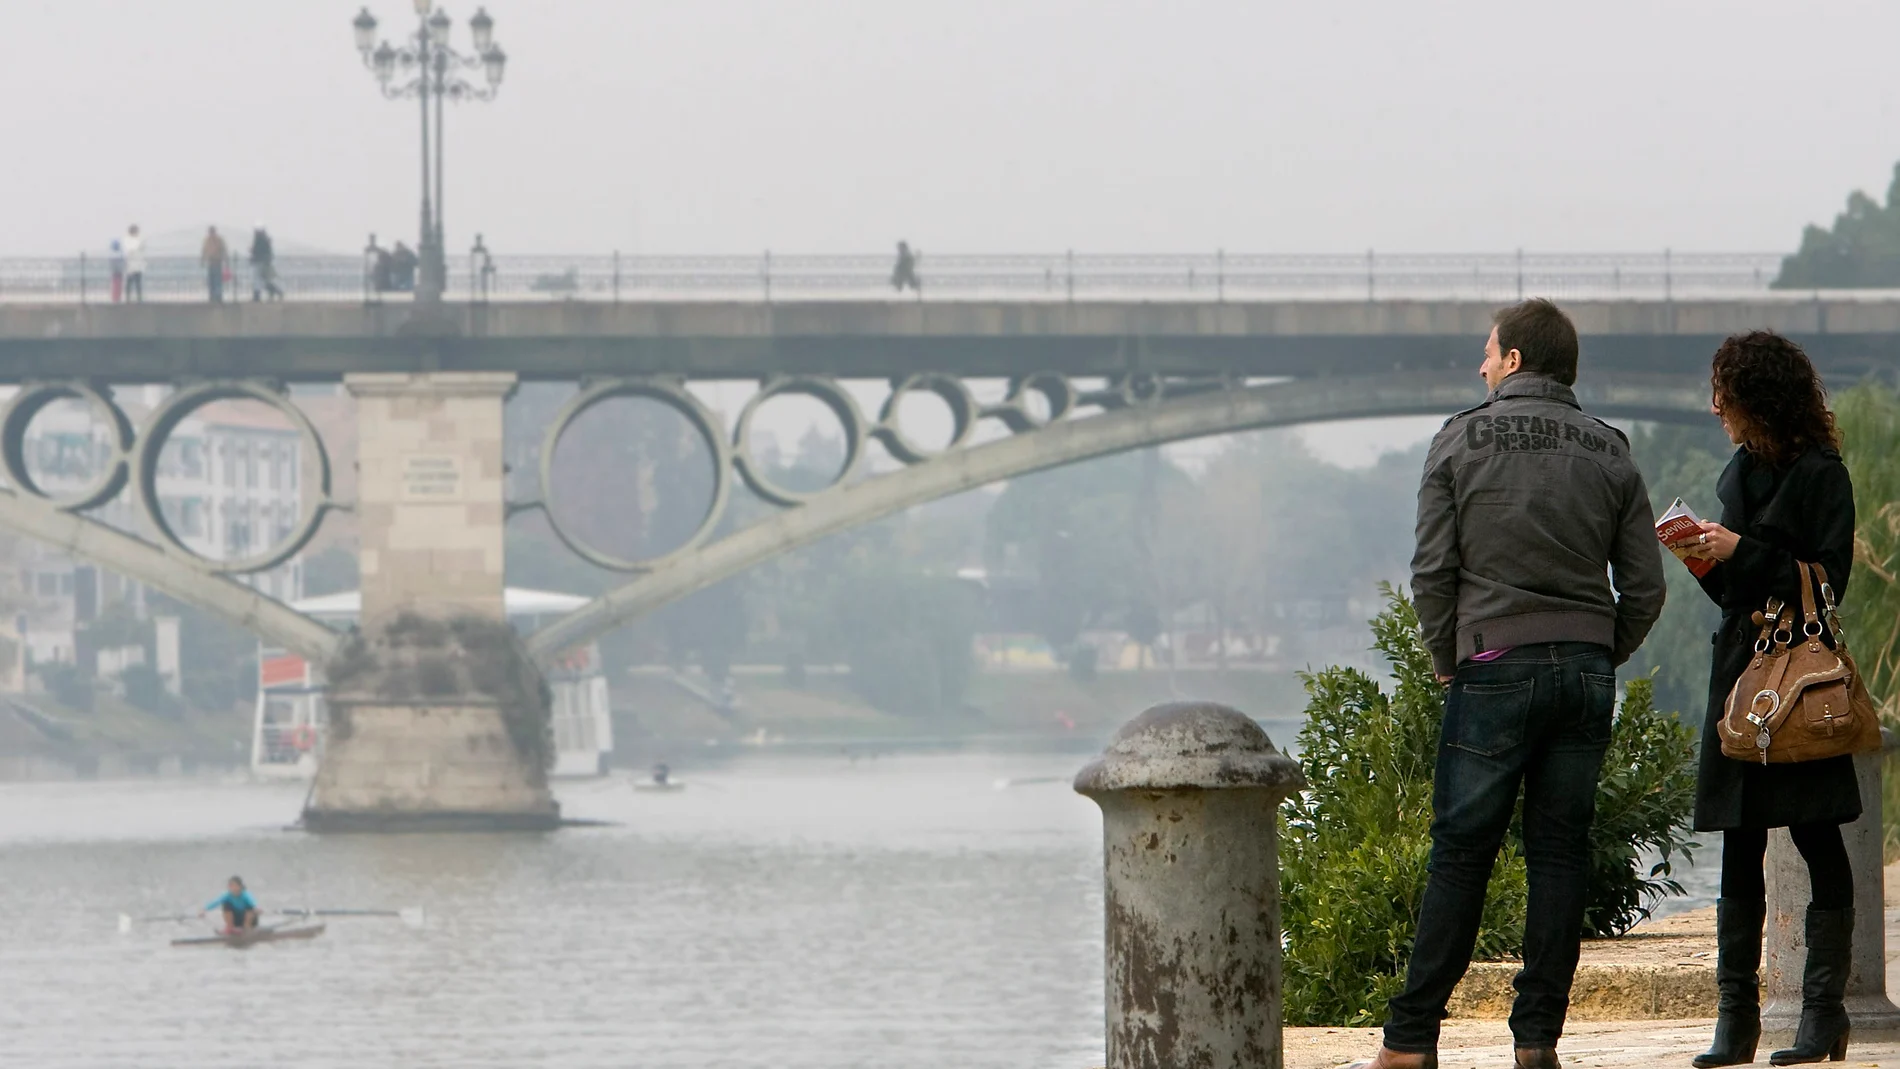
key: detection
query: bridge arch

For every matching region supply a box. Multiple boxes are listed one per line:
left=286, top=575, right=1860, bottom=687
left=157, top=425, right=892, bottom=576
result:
left=0, top=488, right=343, bottom=663
left=524, top=369, right=1713, bottom=661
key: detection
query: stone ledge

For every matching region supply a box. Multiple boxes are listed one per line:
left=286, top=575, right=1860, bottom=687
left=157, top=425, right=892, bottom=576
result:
left=1450, top=960, right=1715, bottom=1020
left=1450, top=906, right=1720, bottom=1020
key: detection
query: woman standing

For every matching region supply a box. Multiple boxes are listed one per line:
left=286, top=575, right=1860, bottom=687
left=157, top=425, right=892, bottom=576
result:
left=1672, top=330, right=1859, bottom=1067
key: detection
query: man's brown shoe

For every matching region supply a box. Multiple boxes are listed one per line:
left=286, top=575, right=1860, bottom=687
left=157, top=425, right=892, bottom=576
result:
left=1514, top=1048, right=1560, bottom=1069
left=1343, top=1048, right=1437, bottom=1069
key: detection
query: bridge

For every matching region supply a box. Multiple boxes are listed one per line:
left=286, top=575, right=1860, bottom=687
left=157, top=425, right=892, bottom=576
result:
left=6, top=251, right=1891, bottom=830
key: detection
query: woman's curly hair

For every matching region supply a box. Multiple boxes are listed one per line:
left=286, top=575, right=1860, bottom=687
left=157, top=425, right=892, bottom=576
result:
left=1710, top=330, right=1840, bottom=467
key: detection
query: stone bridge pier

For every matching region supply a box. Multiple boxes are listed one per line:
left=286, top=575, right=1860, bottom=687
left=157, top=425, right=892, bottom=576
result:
left=301, top=371, right=560, bottom=832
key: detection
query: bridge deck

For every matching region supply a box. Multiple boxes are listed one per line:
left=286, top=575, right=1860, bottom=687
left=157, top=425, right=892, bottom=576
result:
left=2, top=299, right=1897, bottom=381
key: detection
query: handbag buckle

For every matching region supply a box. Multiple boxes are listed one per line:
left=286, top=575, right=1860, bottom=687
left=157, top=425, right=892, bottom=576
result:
left=1749, top=690, right=1781, bottom=720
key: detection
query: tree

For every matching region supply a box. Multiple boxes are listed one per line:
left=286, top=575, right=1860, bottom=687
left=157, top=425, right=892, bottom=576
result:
left=827, top=563, right=980, bottom=715
left=1830, top=382, right=1900, bottom=859
left=1834, top=383, right=1900, bottom=714
left=1774, top=162, right=1900, bottom=289
left=984, top=450, right=1197, bottom=657
left=1198, top=432, right=1422, bottom=663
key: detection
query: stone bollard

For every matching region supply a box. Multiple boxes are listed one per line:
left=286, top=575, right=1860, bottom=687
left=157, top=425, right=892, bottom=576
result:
left=1762, top=729, right=1900, bottom=1036
left=1074, top=701, right=1307, bottom=1069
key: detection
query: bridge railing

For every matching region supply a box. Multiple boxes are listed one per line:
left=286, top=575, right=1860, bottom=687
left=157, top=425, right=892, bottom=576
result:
left=1, top=249, right=1795, bottom=303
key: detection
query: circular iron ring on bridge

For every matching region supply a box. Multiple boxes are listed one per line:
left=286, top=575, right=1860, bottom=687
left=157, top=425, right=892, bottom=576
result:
left=537, top=377, right=733, bottom=573
left=1110, top=371, right=1167, bottom=409
left=732, top=376, right=867, bottom=507
left=134, top=381, right=336, bottom=575
left=989, top=373, right=1077, bottom=434
left=872, top=374, right=979, bottom=465
left=1, top=382, right=136, bottom=511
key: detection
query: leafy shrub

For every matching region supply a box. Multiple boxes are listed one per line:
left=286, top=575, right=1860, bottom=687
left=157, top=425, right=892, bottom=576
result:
left=36, top=662, right=95, bottom=713
left=119, top=663, right=182, bottom=718
left=1280, top=586, right=1698, bottom=1025
left=1582, top=674, right=1699, bottom=935
left=1066, top=642, right=1099, bottom=680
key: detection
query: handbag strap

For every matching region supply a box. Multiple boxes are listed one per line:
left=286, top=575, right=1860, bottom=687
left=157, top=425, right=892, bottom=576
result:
left=1797, top=560, right=1824, bottom=638
left=1811, top=562, right=1850, bottom=644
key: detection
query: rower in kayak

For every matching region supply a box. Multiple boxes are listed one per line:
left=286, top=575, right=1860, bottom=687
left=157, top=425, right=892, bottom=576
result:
left=205, top=876, right=259, bottom=934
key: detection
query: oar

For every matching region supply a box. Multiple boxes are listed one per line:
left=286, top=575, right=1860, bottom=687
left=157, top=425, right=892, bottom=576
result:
left=118, top=913, right=201, bottom=933
left=274, top=907, right=426, bottom=927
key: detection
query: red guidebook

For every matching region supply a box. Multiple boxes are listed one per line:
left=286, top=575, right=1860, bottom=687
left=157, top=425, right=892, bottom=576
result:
left=1655, top=498, right=1715, bottom=578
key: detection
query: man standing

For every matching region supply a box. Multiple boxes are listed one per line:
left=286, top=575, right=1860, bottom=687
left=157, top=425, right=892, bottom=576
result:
left=1354, top=299, right=1666, bottom=1069
left=123, top=225, right=146, bottom=302
left=201, top=226, right=229, bottom=304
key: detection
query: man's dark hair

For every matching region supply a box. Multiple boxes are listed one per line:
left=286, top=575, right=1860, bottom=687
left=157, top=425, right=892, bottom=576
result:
left=1493, top=298, right=1580, bottom=386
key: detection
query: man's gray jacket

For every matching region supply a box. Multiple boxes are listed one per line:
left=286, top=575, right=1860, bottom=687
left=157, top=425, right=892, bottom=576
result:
left=1411, top=373, right=1666, bottom=677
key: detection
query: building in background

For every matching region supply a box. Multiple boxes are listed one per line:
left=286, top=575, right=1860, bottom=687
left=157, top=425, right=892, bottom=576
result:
left=11, top=387, right=307, bottom=694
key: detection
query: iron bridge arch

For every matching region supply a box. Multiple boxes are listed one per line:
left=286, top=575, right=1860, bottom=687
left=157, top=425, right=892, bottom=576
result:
left=0, top=369, right=1713, bottom=667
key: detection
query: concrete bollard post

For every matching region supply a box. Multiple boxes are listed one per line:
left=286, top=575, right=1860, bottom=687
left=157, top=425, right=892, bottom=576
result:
left=1762, top=731, right=1900, bottom=1036
left=1074, top=701, right=1307, bottom=1069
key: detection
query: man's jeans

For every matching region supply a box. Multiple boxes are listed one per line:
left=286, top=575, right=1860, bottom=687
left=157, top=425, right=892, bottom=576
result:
left=1383, top=642, right=1616, bottom=1053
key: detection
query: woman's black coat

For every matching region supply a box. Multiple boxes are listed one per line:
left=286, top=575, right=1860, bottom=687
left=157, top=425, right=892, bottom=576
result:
left=1691, top=445, right=1861, bottom=832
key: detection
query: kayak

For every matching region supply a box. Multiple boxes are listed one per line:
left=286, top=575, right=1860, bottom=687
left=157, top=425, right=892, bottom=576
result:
left=633, top=782, right=686, bottom=793
left=171, top=923, right=326, bottom=949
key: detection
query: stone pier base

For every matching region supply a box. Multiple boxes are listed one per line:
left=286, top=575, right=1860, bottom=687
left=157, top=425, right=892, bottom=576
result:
left=302, top=700, right=560, bottom=833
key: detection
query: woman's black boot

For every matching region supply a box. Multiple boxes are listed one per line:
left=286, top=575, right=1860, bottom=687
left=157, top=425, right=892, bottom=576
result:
left=1770, top=906, right=1853, bottom=1065
left=1693, top=898, right=1764, bottom=1068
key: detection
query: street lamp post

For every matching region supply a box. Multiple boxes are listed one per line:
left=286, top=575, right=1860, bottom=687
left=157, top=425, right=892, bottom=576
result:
left=353, top=3, right=507, bottom=304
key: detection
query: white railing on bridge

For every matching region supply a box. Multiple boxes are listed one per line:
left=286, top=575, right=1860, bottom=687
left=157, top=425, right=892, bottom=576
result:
left=0, top=249, right=1804, bottom=304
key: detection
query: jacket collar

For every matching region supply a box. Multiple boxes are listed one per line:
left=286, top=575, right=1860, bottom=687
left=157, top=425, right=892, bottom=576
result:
left=1487, top=373, right=1581, bottom=410
left=1716, top=444, right=1838, bottom=530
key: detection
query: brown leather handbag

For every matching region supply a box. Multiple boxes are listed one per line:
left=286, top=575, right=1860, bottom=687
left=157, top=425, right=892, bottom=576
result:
left=1720, top=561, right=1882, bottom=764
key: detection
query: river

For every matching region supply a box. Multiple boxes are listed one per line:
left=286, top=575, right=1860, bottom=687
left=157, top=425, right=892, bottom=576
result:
left=0, top=740, right=1724, bottom=1068
left=0, top=749, right=1107, bottom=1069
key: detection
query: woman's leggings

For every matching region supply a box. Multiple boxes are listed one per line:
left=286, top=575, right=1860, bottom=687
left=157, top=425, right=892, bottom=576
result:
left=1721, top=822, right=1854, bottom=910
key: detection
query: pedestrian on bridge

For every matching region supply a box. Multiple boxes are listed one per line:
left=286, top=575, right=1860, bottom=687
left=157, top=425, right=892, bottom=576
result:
left=201, top=226, right=230, bottom=304
left=250, top=224, right=284, bottom=302
left=1352, top=298, right=1667, bottom=1069
left=122, top=225, right=145, bottom=302
left=390, top=241, right=418, bottom=293
left=108, top=239, right=125, bottom=303
left=891, top=240, right=921, bottom=295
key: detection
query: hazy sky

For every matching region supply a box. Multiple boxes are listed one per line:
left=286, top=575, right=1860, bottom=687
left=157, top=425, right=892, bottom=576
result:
left=6, top=0, right=1899, bottom=257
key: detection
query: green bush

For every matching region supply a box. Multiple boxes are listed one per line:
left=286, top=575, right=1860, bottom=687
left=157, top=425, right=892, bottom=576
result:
left=1280, top=586, right=1699, bottom=1026
left=119, top=663, right=182, bottom=718
left=35, top=662, right=95, bottom=713
left=1583, top=674, right=1699, bottom=936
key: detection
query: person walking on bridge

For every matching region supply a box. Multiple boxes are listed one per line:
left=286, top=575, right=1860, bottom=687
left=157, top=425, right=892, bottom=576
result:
left=890, top=240, right=921, bottom=294
left=122, top=225, right=146, bottom=302
left=250, top=223, right=284, bottom=301
left=1351, top=298, right=1667, bottom=1069
left=200, top=226, right=229, bottom=304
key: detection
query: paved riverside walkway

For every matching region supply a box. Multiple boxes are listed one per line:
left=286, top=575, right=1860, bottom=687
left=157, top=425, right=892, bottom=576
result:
left=1285, top=900, right=1900, bottom=1068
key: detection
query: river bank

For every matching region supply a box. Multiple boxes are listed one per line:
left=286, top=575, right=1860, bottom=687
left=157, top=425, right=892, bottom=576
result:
left=611, top=664, right=1310, bottom=753
left=0, top=665, right=1314, bottom=781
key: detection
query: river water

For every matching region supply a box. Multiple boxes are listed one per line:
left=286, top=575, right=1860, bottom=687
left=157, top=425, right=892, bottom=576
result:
left=0, top=749, right=1107, bottom=1069
left=0, top=742, right=1723, bottom=1068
